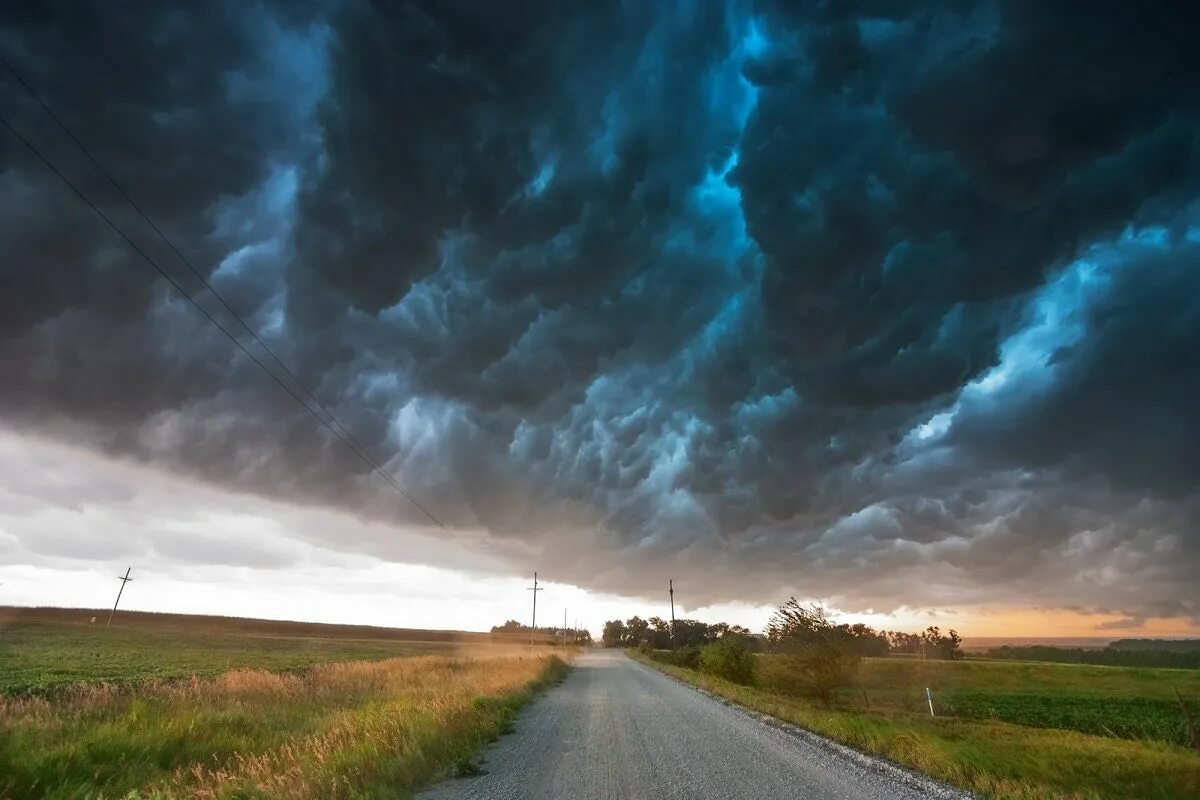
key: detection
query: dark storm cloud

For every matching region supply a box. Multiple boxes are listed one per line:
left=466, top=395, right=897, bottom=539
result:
left=1, top=0, right=1198, bottom=623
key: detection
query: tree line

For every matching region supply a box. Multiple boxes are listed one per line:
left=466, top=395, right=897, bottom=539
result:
left=489, top=620, right=593, bottom=645
left=616, top=598, right=964, bottom=705
left=601, top=616, right=751, bottom=649
left=601, top=608, right=962, bottom=660
left=986, top=644, right=1200, bottom=669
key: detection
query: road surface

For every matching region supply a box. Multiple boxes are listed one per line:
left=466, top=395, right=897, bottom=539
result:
left=418, top=649, right=967, bottom=800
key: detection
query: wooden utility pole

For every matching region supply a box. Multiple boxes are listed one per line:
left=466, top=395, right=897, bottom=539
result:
left=106, top=567, right=133, bottom=628
left=669, top=578, right=677, bottom=650
left=527, top=572, right=543, bottom=650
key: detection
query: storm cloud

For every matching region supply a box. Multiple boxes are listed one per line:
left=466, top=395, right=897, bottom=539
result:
left=1, top=0, right=1197, bottom=624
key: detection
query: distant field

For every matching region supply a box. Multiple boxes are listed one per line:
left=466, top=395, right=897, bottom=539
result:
left=0, top=624, right=465, bottom=695
left=634, top=650, right=1200, bottom=800
left=0, top=608, right=572, bottom=799
left=853, top=657, right=1200, bottom=748
left=0, top=607, right=495, bottom=694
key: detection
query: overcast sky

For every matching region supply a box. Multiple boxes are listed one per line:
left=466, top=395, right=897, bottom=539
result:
left=1, top=1, right=1198, bottom=637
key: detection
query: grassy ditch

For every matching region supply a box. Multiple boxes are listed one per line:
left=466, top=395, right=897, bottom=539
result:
left=631, top=649, right=1200, bottom=800
left=1, top=650, right=570, bottom=799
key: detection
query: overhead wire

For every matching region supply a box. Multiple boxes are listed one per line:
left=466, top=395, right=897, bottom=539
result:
left=0, top=60, right=445, bottom=529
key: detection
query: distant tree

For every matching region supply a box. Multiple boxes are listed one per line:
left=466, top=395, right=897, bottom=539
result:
left=884, top=630, right=922, bottom=655
left=489, top=620, right=560, bottom=644
left=648, top=617, right=673, bottom=649
left=920, top=627, right=963, bottom=660
left=835, top=623, right=890, bottom=657
left=764, top=599, right=860, bottom=704
left=986, top=645, right=1200, bottom=669
left=625, top=616, right=651, bottom=646
left=1110, top=639, right=1200, bottom=653
left=602, top=619, right=627, bottom=648
left=673, top=619, right=712, bottom=648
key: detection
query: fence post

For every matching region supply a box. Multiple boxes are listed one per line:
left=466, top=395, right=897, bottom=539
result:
left=926, top=687, right=935, bottom=717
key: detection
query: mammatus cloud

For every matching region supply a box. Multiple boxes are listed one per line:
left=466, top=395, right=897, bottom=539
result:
left=1, top=1, right=1197, bottom=626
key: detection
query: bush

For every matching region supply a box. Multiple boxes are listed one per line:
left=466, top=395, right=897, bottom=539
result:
left=764, top=599, right=861, bottom=705
left=648, top=647, right=701, bottom=669
left=698, top=637, right=756, bottom=685
left=758, top=648, right=859, bottom=705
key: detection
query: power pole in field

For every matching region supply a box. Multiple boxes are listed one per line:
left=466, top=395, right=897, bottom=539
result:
left=527, top=572, right=543, bottom=650
left=669, top=578, right=677, bottom=650
left=107, top=567, right=133, bottom=628
left=562, top=608, right=567, bottom=647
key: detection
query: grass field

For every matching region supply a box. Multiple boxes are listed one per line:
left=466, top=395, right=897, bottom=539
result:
left=0, top=620, right=462, bottom=695
left=853, top=657, right=1200, bottom=748
left=0, top=608, right=571, bottom=799
left=633, top=651, right=1200, bottom=800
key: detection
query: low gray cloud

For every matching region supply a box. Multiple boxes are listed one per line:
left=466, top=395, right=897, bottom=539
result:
left=1, top=0, right=1197, bottom=624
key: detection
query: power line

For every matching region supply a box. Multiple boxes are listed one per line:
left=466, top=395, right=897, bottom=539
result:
left=0, top=79, right=444, bottom=528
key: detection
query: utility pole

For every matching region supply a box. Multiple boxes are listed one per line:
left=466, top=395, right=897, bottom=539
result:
left=107, top=567, right=133, bottom=628
left=562, top=608, right=567, bottom=647
left=527, top=572, right=543, bottom=650
left=669, top=578, right=677, bottom=650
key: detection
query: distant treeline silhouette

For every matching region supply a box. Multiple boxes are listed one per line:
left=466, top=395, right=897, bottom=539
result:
left=1109, top=638, right=1200, bottom=652
left=489, top=620, right=592, bottom=645
left=986, top=641, right=1200, bottom=669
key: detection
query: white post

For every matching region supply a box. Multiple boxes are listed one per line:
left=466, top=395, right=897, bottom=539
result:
left=926, top=687, right=935, bottom=717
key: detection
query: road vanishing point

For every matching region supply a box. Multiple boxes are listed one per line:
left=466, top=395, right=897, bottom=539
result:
left=418, top=649, right=971, bottom=800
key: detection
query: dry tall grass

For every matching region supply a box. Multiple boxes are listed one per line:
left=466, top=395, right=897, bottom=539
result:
left=0, top=648, right=571, bottom=799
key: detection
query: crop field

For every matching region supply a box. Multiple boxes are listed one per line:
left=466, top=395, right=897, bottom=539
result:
left=0, top=608, right=571, bottom=799
left=851, top=657, right=1200, bottom=748
left=634, top=651, right=1200, bottom=800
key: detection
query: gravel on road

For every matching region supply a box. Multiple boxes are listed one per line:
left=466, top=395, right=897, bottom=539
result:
left=417, top=649, right=974, bottom=800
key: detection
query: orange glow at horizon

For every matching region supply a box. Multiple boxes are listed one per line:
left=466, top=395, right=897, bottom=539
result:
left=834, top=606, right=1200, bottom=640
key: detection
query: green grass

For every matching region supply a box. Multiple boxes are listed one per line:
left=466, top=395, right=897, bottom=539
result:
left=632, top=651, right=1200, bottom=800
left=0, top=653, right=569, bottom=799
left=850, top=657, right=1200, bottom=747
left=0, top=620, right=459, bottom=695
left=0, top=611, right=573, bottom=799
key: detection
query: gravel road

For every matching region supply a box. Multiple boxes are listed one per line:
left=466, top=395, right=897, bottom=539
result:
left=417, top=649, right=972, bottom=800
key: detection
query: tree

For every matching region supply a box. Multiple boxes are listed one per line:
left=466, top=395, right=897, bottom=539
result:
left=625, top=616, right=651, bottom=646
left=602, top=619, right=627, bottom=648
left=884, top=630, right=922, bottom=655
left=920, top=626, right=963, bottom=660
left=764, top=599, right=860, bottom=704
left=490, top=620, right=560, bottom=644
left=672, top=619, right=712, bottom=648
left=836, top=623, right=890, bottom=657
left=648, top=616, right=673, bottom=649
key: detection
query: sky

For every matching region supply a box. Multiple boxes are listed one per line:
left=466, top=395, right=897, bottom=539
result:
left=0, top=1, right=1198, bottom=639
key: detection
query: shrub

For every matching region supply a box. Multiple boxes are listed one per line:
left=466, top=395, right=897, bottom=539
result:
left=698, top=637, right=756, bottom=685
left=758, top=647, right=860, bottom=705
left=648, top=647, right=701, bottom=669
left=764, top=599, right=861, bottom=705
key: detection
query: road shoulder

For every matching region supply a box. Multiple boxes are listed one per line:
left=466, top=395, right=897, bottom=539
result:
left=628, top=651, right=979, bottom=800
